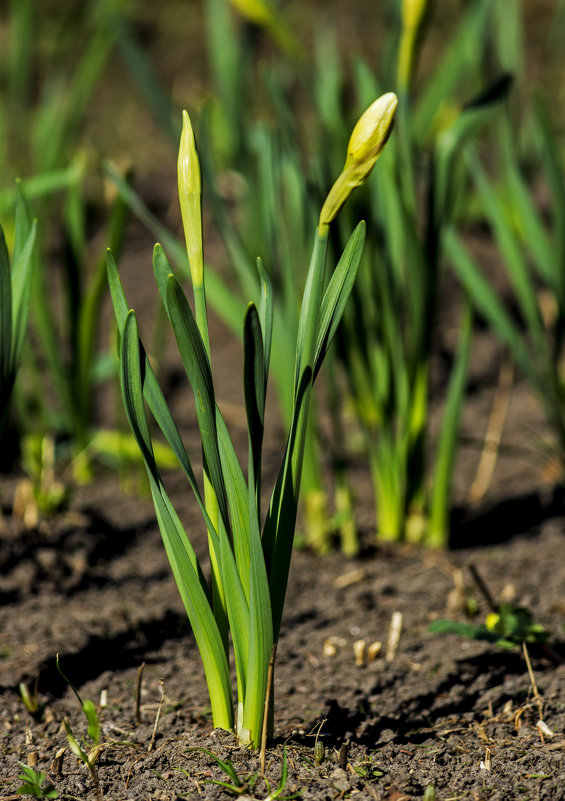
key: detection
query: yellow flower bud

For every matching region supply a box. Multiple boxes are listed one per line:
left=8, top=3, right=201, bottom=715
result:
left=402, top=0, right=427, bottom=31
left=178, top=109, right=204, bottom=288
left=319, top=92, right=398, bottom=230
left=398, top=0, right=427, bottom=89
left=485, top=613, right=501, bottom=633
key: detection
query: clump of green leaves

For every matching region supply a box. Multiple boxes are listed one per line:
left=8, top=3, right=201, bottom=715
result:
left=191, top=746, right=296, bottom=800
left=16, top=764, right=58, bottom=799
left=19, top=680, right=44, bottom=721
left=56, top=655, right=102, bottom=799
left=108, top=97, right=396, bottom=747
left=429, top=602, right=550, bottom=650
left=447, top=98, right=565, bottom=483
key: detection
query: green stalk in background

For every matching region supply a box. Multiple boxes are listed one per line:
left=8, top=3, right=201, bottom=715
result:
left=178, top=109, right=226, bottom=652
left=397, top=0, right=428, bottom=94
left=104, top=0, right=356, bottom=554
left=108, top=95, right=396, bottom=747
left=447, top=100, right=565, bottom=480
left=0, top=0, right=155, bottom=492
left=331, top=31, right=510, bottom=546
left=103, top=0, right=516, bottom=551
left=0, top=185, right=36, bottom=442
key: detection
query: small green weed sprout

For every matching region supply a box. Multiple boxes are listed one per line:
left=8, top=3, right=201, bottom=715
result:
left=19, top=680, right=44, bottom=721
left=16, top=763, right=58, bottom=799
left=429, top=602, right=550, bottom=650
left=192, top=746, right=296, bottom=799
left=108, top=95, right=396, bottom=747
left=56, top=655, right=102, bottom=799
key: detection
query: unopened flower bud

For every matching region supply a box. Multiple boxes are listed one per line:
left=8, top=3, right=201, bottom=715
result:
left=319, top=92, right=398, bottom=230
left=178, top=109, right=204, bottom=287
left=402, top=0, right=427, bottom=30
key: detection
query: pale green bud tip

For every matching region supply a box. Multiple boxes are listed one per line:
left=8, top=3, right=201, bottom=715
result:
left=178, top=109, right=201, bottom=199
left=402, top=0, right=427, bottom=29
left=345, top=92, right=398, bottom=169
left=320, top=92, right=398, bottom=229
left=178, top=109, right=204, bottom=287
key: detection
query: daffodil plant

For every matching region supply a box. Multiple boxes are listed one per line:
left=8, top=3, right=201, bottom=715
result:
left=107, top=94, right=397, bottom=747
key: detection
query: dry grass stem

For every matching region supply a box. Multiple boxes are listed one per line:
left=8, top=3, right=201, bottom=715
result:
left=386, top=612, right=403, bottom=661
left=468, top=360, right=514, bottom=505
left=147, top=680, right=165, bottom=753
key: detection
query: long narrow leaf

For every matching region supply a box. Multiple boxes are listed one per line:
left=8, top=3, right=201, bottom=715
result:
left=471, top=153, right=546, bottom=355
left=314, top=221, right=366, bottom=379
left=244, top=303, right=265, bottom=499
left=10, top=220, right=37, bottom=370
left=445, top=228, right=539, bottom=389
left=215, top=409, right=251, bottom=596
left=164, top=272, right=230, bottom=531
left=257, top=257, right=273, bottom=387
left=106, top=249, right=217, bottom=541
left=120, top=311, right=233, bottom=730
left=428, top=302, right=473, bottom=547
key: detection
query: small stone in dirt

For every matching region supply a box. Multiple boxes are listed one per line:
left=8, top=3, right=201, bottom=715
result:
left=330, top=767, right=350, bottom=791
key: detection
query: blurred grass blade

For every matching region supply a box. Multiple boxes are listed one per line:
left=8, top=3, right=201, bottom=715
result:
left=105, top=161, right=245, bottom=335
left=257, top=257, right=273, bottom=386
left=414, top=0, right=493, bottom=141
left=428, top=302, right=473, bottom=547
left=445, top=228, right=538, bottom=390
left=110, top=11, right=177, bottom=143
left=0, top=187, right=36, bottom=429
left=470, top=153, right=546, bottom=356
left=0, top=227, right=12, bottom=394
left=106, top=249, right=215, bottom=536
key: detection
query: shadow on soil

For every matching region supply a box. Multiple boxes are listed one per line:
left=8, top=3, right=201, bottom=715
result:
left=451, top=486, right=565, bottom=548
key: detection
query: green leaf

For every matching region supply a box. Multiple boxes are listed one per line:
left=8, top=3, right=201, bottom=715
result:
left=428, top=302, right=473, bottom=546
left=428, top=619, right=499, bottom=642
left=107, top=250, right=216, bottom=572
left=0, top=225, right=12, bottom=390
left=244, top=302, right=265, bottom=499
left=190, top=747, right=243, bottom=787
left=271, top=747, right=290, bottom=799
left=264, top=365, right=312, bottom=642
left=16, top=786, right=39, bottom=797
left=164, top=272, right=230, bottom=531
left=433, top=74, right=511, bottom=228
left=82, top=699, right=100, bottom=745
left=152, top=247, right=230, bottom=531
left=414, top=0, right=494, bottom=141
left=241, top=495, right=273, bottom=746
left=294, top=230, right=328, bottom=391
left=120, top=311, right=233, bottom=730
left=214, top=409, right=253, bottom=705
left=256, top=257, right=273, bottom=387
left=314, top=221, right=366, bottom=380
left=63, top=718, right=89, bottom=765
left=470, top=154, right=546, bottom=356
left=10, top=219, right=37, bottom=371
left=445, top=228, right=539, bottom=390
